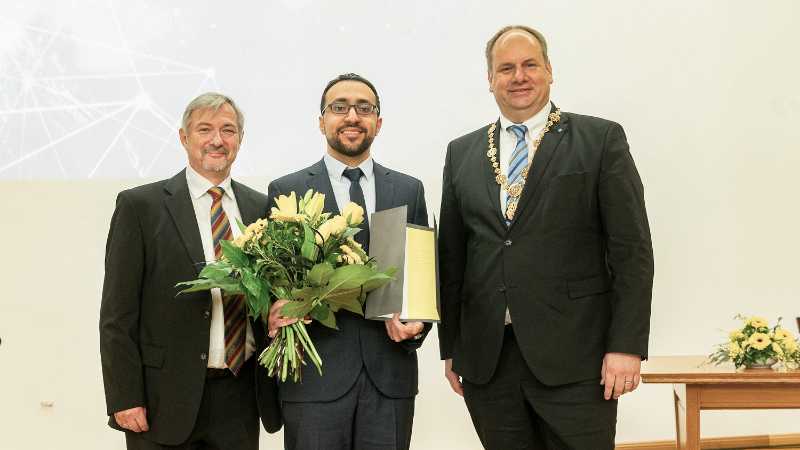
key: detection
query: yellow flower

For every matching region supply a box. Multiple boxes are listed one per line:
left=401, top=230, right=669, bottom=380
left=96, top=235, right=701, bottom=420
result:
left=772, top=342, right=785, bottom=355
left=784, top=338, right=799, bottom=352
left=304, top=191, right=325, bottom=219
left=316, top=216, right=348, bottom=244
left=727, top=341, right=742, bottom=358
left=342, top=202, right=365, bottom=226
left=748, top=332, right=771, bottom=350
left=339, top=244, right=363, bottom=265
left=244, top=218, right=267, bottom=238
left=774, top=328, right=794, bottom=341
left=232, top=234, right=249, bottom=248
left=271, top=192, right=303, bottom=222
left=748, top=317, right=769, bottom=329
left=729, top=329, right=745, bottom=341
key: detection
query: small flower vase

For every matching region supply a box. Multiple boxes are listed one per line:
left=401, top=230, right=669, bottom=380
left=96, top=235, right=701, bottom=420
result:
left=744, top=356, right=777, bottom=369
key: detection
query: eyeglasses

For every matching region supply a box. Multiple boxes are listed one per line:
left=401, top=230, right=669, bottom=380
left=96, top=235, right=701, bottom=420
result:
left=323, top=101, right=379, bottom=116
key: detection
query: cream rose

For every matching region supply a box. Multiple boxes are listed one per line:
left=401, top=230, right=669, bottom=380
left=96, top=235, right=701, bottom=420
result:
left=342, top=202, right=365, bottom=226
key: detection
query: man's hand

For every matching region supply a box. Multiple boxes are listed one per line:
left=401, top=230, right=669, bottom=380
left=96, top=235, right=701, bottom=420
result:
left=600, top=352, right=642, bottom=400
left=114, top=406, right=149, bottom=433
left=268, top=299, right=299, bottom=338
left=444, top=358, right=464, bottom=396
left=384, top=313, right=424, bottom=342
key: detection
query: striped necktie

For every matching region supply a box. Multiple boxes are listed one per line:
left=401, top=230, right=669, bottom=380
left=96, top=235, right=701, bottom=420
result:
left=208, top=186, right=246, bottom=375
left=506, top=124, right=529, bottom=223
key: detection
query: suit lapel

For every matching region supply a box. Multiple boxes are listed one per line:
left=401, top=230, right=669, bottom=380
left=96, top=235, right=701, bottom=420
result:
left=373, top=161, right=395, bottom=211
left=508, top=109, right=570, bottom=230
left=232, top=181, right=262, bottom=225
left=163, top=170, right=206, bottom=275
left=482, top=120, right=505, bottom=224
left=305, top=159, right=340, bottom=215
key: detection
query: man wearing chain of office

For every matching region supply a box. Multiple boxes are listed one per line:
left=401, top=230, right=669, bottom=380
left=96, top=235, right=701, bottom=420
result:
left=437, top=25, right=654, bottom=449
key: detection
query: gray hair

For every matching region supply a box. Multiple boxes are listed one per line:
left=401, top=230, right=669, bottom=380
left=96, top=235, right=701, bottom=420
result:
left=180, top=92, right=244, bottom=135
left=485, top=25, right=549, bottom=72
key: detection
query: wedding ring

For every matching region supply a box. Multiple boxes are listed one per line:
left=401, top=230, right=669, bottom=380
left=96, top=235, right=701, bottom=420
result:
left=624, top=380, right=632, bottom=384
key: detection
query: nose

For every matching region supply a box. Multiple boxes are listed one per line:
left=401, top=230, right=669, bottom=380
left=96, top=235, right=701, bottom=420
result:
left=513, top=66, right=526, bottom=82
left=343, top=106, right=360, bottom=122
left=210, top=130, right=223, bottom=146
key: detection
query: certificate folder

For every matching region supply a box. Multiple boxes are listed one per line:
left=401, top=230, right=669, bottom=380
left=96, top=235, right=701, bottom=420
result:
left=365, top=205, right=440, bottom=322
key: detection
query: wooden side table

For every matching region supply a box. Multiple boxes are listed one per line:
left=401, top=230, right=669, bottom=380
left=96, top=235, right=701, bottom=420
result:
left=640, top=355, right=800, bottom=450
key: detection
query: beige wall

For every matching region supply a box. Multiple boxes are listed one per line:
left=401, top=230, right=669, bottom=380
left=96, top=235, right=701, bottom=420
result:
left=3, top=0, right=800, bottom=448
left=2, top=172, right=800, bottom=449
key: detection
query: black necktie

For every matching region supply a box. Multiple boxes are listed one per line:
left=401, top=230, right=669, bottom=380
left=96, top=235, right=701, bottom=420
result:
left=342, top=167, right=370, bottom=253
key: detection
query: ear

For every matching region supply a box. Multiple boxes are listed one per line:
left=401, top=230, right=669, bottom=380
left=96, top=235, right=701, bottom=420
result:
left=375, top=116, right=383, bottom=135
left=318, top=116, right=325, bottom=134
left=178, top=128, right=188, bottom=149
left=545, top=62, right=554, bottom=84
left=487, top=71, right=494, bottom=92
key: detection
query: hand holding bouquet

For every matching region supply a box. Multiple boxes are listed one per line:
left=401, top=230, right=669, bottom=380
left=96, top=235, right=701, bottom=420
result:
left=178, top=190, right=394, bottom=382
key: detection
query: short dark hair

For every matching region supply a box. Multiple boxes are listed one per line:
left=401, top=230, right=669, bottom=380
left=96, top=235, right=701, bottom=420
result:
left=485, top=25, right=549, bottom=72
left=319, top=73, right=381, bottom=116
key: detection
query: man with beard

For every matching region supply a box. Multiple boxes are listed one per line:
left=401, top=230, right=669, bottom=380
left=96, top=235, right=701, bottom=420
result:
left=266, top=73, right=430, bottom=450
left=100, top=92, right=281, bottom=449
left=438, top=26, right=653, bottom=449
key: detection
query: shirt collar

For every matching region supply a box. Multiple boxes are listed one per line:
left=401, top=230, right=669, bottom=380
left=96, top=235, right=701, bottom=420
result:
left=185, top=165, right=235, bottom=201
left=498, top=102, right=553, bottom=137
left=323, top=153, right=374, bottom=182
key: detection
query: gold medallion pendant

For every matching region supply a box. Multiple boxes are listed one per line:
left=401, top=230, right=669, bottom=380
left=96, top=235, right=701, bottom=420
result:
left=486, top=109, right=561, bottom=221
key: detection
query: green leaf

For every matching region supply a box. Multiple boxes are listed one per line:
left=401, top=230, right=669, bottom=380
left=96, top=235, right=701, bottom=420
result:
left=290, top=286, right=319, bottom=301
left=198, top=262, right=233, bottom=281
left=325, top=288, right=364, bottom=316
left=175, top=278, right=218, bottom=294
left=241, top=270, right=271, bottom=319
left=280, top=298, right=314, bottom=319
left=360, top=268, right=397, bottom=293
left=300, top=223, right=319, bottom=261
left=221, top=240, right=249, bottom=268
left=308, top=262, right=334, bottom=287
left=324, top=264, right=381, bottom=292
left=235, top=217, right=246, bottom=233
left=310, top=304, right=337, bottom=329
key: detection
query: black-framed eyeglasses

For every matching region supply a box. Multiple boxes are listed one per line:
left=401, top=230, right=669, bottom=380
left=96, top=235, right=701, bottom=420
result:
left=323, top=101, right=379, bottom=116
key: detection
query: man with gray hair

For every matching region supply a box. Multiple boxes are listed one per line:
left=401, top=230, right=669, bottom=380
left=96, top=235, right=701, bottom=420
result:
left=438, top=25, right=654, bottom=449
left=100, top=92, right=281, bottom=449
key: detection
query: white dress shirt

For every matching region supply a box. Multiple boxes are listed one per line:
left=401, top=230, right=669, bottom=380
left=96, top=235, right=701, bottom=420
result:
left=185, top=166, right=255, bottom=368
left=496, top=102, right=552, bottom=324
left=323, top=153, right=377, bottom=219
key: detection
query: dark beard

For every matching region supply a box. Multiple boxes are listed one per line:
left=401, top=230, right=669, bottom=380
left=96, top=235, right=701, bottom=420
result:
left=327, top=132, right=374, bottom=158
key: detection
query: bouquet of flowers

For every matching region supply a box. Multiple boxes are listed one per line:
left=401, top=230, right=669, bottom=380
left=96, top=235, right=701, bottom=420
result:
left=709, top=314, right=800, bottom=370
left=177, top=190, right=395, bottom=382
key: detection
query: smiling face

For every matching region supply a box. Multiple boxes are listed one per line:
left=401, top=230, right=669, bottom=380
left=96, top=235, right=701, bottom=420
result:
left=319, top=80, right=382, bottom=166
left=179, top=103, right=241, bottom=184
left=488, top=30, right=553, bottom=123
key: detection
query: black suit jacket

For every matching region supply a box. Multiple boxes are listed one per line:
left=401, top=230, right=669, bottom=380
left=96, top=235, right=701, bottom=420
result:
left=438, top=108, right=654, bottom=386
left=266, top=158, right=430, bottom=402
left=99, top=170, right=281, bottom=445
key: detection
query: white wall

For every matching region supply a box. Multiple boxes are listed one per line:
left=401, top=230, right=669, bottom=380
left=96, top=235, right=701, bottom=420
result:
left=2, top=0, right=800, bottom=448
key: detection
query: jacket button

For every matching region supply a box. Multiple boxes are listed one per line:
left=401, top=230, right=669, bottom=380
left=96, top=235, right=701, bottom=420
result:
left=200, top=352, right=208, bottom=361
left=499, top=286, right=506, bottom=293
left=504, top=240, right=512, bottom=247
left=203, top=310, right=210, bottom=319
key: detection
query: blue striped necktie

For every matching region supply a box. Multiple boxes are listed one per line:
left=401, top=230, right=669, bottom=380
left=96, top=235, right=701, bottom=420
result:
left=506, top=124, right=529, bottom=221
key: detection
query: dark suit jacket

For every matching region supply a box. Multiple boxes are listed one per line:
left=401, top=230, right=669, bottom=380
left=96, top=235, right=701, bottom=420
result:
left=99, top=170, right=281, bottom=445
left=266, top=158, right=430, bottom=402
left=438, top=108, right=654, bottom=386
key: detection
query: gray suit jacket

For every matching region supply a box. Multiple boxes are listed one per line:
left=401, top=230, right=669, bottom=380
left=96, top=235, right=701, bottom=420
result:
left=267, top=159, right=430, bottom=402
